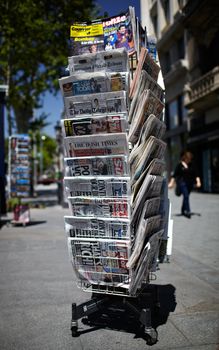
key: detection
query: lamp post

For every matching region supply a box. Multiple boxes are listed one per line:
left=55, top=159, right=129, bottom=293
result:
left=0, top=85, right=8, bottom=215
left=54, top=121, right=63, bottom=205
left=40, top=135, right=46, bottom=178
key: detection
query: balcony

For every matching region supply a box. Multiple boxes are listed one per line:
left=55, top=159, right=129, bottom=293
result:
left=184, top=66, right=219, bottom=109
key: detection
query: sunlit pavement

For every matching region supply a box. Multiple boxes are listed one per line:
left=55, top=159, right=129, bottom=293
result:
left=0, top=190, right=218, bottom=349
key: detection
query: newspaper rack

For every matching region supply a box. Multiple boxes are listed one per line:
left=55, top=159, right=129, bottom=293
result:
left=8, top=134, right=31, bottom=226
left=60, top=9, right=168, bottom=345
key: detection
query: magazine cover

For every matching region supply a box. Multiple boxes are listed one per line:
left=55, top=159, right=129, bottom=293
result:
left=64, top=155, right=129, bottom=177
left=68, top=48, right=129, bottom=73
left=64, top=91, right=128, bottom=118
left=102, top=7, right=136, bottom=55
left=59, top=72, right=129, bottom=98
left=69, top=20, right=104, bottom=55
left=64, top=133, right=129, bottom=158
left=64, top=176, right=130, bottom=198
left=61, top=115, right=128, bottom=137
left=68, top=196, right=129, bottom=218
left=64, top=216, right=130, bottom=239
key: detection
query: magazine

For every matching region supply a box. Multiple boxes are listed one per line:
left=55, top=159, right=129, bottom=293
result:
left=64, top=216, right=130, bottom=239
left=127, top=214, right=161, bottom=269
left=131, top=197, right=161, bottom=228
left=131, top=175, right=163, bottom=229
left=103, top=7, right=136, bottom=56
left=61, top=114, right=128, bottom=137
left=130, top=47, right=160, bottom=99
left=128, top=90, right=164, bottom=144
left=131, top=158, right=165, bottom=203
left=69, top=20, right=104, bottom=55
left=64, top=155, right=129, bottom=177
left=129, top=71, right=164, bottom=123
left=68, top=48, right=129, bottom=73
left=68, top=196, right=129, bottom=218
left=64, top=176, right=130, bottom=198
left=129, top=229, right=163, bottom=295
left=130, top=136, right=166, bottom=183
left=59, top=71, right=129, bottom=98
left=64, top=133, right=129, bottom=158
left=64, top=91, right=128, bottom=118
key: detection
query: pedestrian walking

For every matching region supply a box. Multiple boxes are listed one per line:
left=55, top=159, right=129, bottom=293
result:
left=168, top=151, right=201, bottom=218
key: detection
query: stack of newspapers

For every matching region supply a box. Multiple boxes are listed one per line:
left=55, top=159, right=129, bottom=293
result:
left=59, top=9, right=167, bottom=296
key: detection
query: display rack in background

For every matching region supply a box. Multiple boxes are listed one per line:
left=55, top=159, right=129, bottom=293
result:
left=8, top=134, right=31, bottom=226
left=59, top=7, right=169, bottom=345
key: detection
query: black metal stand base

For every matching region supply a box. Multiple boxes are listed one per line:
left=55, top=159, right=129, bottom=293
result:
left=71, top=284, right=159, bottom=345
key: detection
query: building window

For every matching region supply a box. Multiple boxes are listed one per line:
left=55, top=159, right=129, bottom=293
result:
left=178, top=95, right=187, bottom=123
left=177, top=36, right=185, bottom=59
left=168, top=99, right=179, bottom=129
left=163, top=0, right=170, bottom=24
left=163, top=51, right=171, bottom=74
left=170, top=135, right=181, bottom=170
left=152, top=14, right=158, bottom=36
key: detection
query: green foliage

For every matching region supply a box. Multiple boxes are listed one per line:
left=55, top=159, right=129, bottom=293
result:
left=7, top=197, right=20, bottom=212
left=0, top=0, right=98, bottom=133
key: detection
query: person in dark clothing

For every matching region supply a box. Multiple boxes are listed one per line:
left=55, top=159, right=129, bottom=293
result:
left=168, top=151, right=201, bottom=218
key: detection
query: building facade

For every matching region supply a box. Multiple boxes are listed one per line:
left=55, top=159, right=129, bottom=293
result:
left=140, top=0, right=219, bottom=192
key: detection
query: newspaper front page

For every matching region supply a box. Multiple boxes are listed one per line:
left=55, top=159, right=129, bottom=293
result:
left=64, top=133, right=129, bottom=158
left=61, top=115, right=128, bottom=137
left=64, top=176, right=131, bottom=198
left=64, top=155, right=129, bottom=177
left=65, top=216, right=130, bottom=239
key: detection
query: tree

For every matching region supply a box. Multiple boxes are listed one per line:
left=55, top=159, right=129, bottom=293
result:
left=0, top=0, right=98, bottom=134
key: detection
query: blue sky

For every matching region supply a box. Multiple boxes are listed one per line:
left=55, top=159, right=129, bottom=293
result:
left=35, top=0, right=140, bottom=137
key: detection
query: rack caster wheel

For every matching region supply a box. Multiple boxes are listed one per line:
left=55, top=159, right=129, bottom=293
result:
left=144, top=327, right=158, bottom=345
left=71, top=326, right=78, bottom=337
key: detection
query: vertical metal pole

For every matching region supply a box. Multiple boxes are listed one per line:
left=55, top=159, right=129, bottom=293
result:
left=0, top=91, right=7, bottom=215
left=33, top=131, right=37, bottom=196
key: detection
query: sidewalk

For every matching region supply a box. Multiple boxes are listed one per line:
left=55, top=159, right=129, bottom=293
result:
left=0, top=191, right=218, bottom=349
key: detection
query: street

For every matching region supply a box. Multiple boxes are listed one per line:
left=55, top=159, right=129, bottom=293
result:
left=0, top=190, right=218, bottom=349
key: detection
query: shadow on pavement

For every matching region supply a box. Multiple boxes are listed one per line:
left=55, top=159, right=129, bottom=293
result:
left=26, top=220, right=47, bottom=226
left=173, top=212, right=201, bottom=218
left=0, top=218, right=11, bottom=229
left=78, top=284, right=176, bottom=344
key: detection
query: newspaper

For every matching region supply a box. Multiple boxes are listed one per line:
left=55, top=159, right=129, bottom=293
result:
left=61, top=114, right=128, bottom=137
left=64, top=155, right=129, bottom=177
left=64, top=176, right=130, bottom=198
left=64, top=91, right=128, bottom=118
left=130, top=47, right=160, bottom=99
left=68, top=237, right=130, bottom=284
left=64, top=133, right=129, bottom=158
left=70, top=20, right=104, bottom=55
left=131, top=158, right=165, bottom=203
left=129, top=70, right=164, bottom=123
left=68, top=48, right=129, bottom=73
left=130, top=136, right=166, bottom=184
left=129, top=115, right=166, bottom=164
left=127, top=215, right=161, bottom=269
left=103, top=7, right=136, bottom=56
left=59, top=71, right=129, bottom=98
left=129, top=229, right=163, bottom=295
left=65, top=215, right=130, bottom=239
left=131, top=175, right=163, bottom=227
left=68, top=196, right=129, bottom=218
left=128, top=90, right=164, bottom=144
left=131, top=197, right=161, bottom=229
